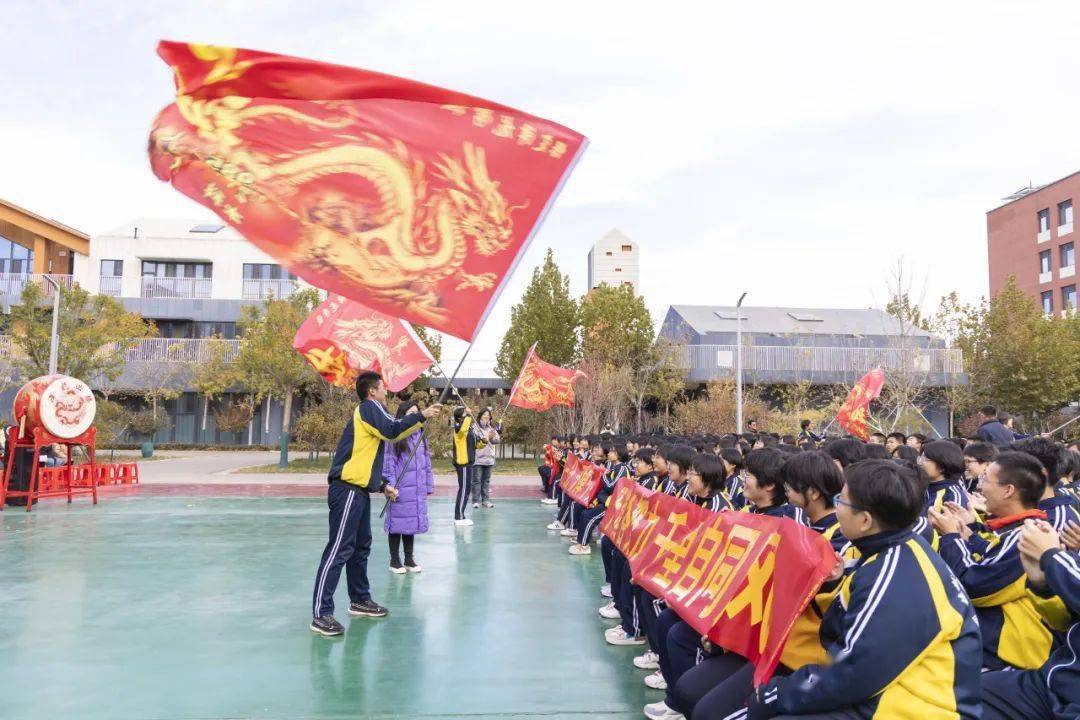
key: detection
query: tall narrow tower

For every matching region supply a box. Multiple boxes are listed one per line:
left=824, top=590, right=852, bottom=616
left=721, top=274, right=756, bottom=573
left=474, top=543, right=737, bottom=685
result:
left=587, top=228, right=639, bottom=292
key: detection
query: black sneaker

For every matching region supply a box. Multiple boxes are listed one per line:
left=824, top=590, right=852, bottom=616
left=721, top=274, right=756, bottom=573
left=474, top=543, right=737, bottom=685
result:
left=348, top=599, right=389, bottom=617
left=310, top=615, right=345, bottom=636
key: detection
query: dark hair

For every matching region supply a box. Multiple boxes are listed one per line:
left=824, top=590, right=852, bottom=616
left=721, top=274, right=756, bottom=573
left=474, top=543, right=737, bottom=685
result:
left=665, top=445, right=695, bottom=476
left=719, top=447, right=743, bottom=474
left=921, top=440, right=965, bottom=481
left=800, top=419, right=811, bottom=430
left=891, top=445, right=919, bottom=463
left=996, top=411, right=1011, bottom=424
left=886, top=432, right=907, bottom=444
left=744, top=447, right=788, bottom=506
left=393, top=400, right=420, bottom=454
left=1011, top=436, right=1067, bottom=482
left=862, top=443, right=890, bottom=460
left=355, top=370, right=382, bottom=400
left=760, top=435, right=779, bottom=447
left=633, top=448, right=655, bottom=466
left=477, top=407, right=493, bottom=425
left=781, top=434, right=796, bottom=446
left=825, top=438, right=864, bottom=469
left=690, top=452, right=726, bottom=492
left=600, top=442, right=613, bottom=457
left=615, top=447, right=631, bottom=463
left=782, top=450, right=844, bottom=508
left=870, top=432, right=887, bottom=442
left=993, top=451, right=1048, bottom=507
left=1061, top=450, right=1080, bottom=481
left=844, top=459, right=924, bottom=531
left=963, top=441, right=998, bottom=464
left=980, top=405, right=998, bottom=418
left=909, top=433, right=927, bottom=445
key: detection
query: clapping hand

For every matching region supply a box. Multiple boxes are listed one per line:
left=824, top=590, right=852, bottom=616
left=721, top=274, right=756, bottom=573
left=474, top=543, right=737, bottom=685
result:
left=1062, top=521, right=1080, bottom=552
left=928, top=506, right=965, bottom=536
left=1018, top=519, right=1061, bottom=587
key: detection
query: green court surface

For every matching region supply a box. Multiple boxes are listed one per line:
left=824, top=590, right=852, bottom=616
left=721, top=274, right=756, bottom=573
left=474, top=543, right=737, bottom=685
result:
left=0, top=496, right=652, bottom=719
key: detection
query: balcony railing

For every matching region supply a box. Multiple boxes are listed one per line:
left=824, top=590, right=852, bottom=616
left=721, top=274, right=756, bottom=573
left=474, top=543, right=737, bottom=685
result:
left=120, top=338, right=241, bottom=363
left=242, top=278, right=298, bottom=300
left=140, top=276, right=212, bottom=299
left=677, top=344, right=964, bottom=380
left=0, top=273, right=73, bottom=298
left=99, top=275, right=122, bottom=297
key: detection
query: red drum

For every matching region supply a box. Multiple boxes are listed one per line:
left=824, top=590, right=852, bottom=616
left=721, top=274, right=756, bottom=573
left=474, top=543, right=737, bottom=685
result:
left=13, top=374, right=96, bottom=440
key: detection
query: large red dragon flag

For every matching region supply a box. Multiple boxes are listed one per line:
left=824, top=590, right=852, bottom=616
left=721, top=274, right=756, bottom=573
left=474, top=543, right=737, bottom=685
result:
left=559, top=453, right=605, bottom=506
left=835, top=367, right=885, bottom=440
left=148, top=42, right=587, bottom=341
left=293, top=295, right=434, bottom=393
left=507, top=343, right=585, bottom=412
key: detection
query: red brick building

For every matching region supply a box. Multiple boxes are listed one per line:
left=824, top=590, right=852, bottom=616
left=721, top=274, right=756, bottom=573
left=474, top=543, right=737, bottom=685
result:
left=988, top=173, right=1080, bottom=315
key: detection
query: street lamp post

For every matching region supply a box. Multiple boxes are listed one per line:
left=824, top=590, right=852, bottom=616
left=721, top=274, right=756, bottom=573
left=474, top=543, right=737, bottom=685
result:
left=42, top=275, right=61, bottom=374
left=735, top=291, right=747, bottom=434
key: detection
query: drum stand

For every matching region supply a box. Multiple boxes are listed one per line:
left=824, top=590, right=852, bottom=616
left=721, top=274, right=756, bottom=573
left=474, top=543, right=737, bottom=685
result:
left=1, top=424, right=98, bottom=512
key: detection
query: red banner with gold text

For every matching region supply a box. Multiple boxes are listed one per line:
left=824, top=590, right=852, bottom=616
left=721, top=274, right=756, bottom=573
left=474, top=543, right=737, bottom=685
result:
left=508, top=343, right=585, bottom=412
left=149, top=42, right=586, bottom=341
left=558, top=453, right=605, bottom=506
left=600, top=480, right=835, bottom=684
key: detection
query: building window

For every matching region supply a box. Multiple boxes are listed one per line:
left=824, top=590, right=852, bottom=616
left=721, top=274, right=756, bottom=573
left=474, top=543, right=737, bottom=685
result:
left=1042, top=290, right=1054, bottom=315
left=605, top=251, right=612, bottom=256
left=0, top=235, right=33, bottom=274
left=100, top=259, right=123, bottom=277
left=1039, top=208, right=1051, bottom=233
left=242, top=263, right=296, bottom=280
left=1060, top=200, right=1073, bottom=226
left=621, top=244, right=633, bottom=252
left=142, top=261, right=212, bottom=278
left=1063, top=285, right=1076, bottom=311
left=1062, top=242, right=1075, bottom=269
left=1040, top=250, right=1052, bottom=273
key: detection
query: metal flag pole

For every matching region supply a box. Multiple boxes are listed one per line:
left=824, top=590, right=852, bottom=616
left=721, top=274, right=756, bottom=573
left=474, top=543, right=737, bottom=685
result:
left=912, top=404, right=944, bottom=439
left=379, top=343, right=476, bottom=519
left=1048, top=413, right=1080, bottom=437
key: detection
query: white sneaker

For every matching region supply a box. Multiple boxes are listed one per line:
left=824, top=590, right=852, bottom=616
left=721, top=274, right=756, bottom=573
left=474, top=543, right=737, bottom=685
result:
left=643, top=700, right=682, bottom=719
left=599, top=602, right=620, bottom=619
left=560, top=528, right=576, bottom=537
left=600, top=584, right=613, bottom=598
left=568, top=543, right=592, bottom=555
left=454, top=519, right=474, bottom=526
left=473, top=502, right=480, bottom=509
left=643, top=670, right=667, bottom=690
left=633, top=651, right=660, bottom=670
left=483, top=501, right=495, bottom=508
left=405, top=563, right=422, bottom=573
left=389, top=564, right=407, bottom=575
left=605, top=627, right=646, bottom=646
left=540, top=497, right=558, bottom=505
left=546, top=520, right=564, bottom=531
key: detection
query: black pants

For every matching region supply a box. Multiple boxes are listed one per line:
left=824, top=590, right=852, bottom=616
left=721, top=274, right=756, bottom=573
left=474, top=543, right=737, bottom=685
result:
left=677, top=653, right=750, bottom=718
left=981, top=668, right=1056, bottom=720
left=388, top=533, right=415, bottom=565
left=578, top=506, right=605, bottom=544
left=601, top=535, right=615, bottom=583
left=312, top=482, right=372, bottom=617
left=539, top=465, right=552, bottom=493
left=454, top=465, right=472, bottom=520
left=634, top=585, right=665, bottom=653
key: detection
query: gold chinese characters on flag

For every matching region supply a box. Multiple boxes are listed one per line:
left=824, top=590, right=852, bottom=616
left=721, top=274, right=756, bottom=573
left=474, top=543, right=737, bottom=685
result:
left=148, top=42, right=586, bottom=341
left=508, top=343, right=585, bottom=412
left=835, top=367, right=885, bottom=441
left=293, top=295, right=434, bottom=393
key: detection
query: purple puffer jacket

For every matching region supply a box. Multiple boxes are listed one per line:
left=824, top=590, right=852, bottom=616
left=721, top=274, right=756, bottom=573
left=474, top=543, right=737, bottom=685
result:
left=382, top=433, right=435, bottom=535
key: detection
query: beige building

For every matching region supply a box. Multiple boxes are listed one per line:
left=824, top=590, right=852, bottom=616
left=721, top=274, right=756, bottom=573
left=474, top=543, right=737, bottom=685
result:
left=587, top=228, right=639, bottom=292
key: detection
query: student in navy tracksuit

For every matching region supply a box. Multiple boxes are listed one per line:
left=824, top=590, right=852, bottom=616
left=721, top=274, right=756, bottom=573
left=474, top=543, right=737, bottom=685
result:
left=604, top=448, right=658, bottom=647
left=743, top=447, right=807, bottom=525
left=922, top=440, right=970, bottom=513
left=598, top=446, right=632, bottom=603
left=982, top=519, right=1080, bottom=720
left=721, top=447, right=746, bottom=509
left=748, top=459, right=982, bottom=720
left=451, top=406, right=484, bottom=526
left=310, top=371, right=441, bottom=637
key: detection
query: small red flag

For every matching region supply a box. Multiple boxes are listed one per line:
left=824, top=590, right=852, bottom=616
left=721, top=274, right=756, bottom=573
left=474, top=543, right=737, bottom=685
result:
left=835, top=367, right=885, bottom=441
left=559, top=453, right=605, bottom=506
left=293, top=295, right=434, bottom=393
left=508, top=343, right=585, bottom=412
left=149, top=42, right=586, bottom=341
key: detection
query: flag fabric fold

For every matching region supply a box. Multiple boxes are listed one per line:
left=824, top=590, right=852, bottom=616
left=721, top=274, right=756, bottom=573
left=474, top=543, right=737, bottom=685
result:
left=293, top=295, right=434, bottom=393
left=835, top=367, right=885, bottom=441
left=600, top=478, right=836, bottom=684
left=149, top=41, right=587, bottom=341
left=507, top=343, right=585, bottom=412
left=558, top=453, right=605, bottom=506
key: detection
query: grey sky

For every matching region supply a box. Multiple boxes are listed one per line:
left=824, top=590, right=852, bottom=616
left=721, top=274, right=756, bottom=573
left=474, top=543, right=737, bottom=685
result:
left=4, top=1, right=1079, bottom=365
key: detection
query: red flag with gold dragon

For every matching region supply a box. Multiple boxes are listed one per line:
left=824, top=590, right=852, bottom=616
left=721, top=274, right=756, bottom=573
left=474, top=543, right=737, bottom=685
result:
left=835, top=367, right=885, bottom=441
left=148, top=42, right=587, bottom=341
left=508, top=343, right=585, bottom=412
left=293, top=295, right=434, bottom=393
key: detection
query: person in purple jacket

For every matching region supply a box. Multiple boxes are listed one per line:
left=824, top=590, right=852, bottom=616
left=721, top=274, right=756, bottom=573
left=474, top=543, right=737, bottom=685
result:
left=382, top=400, right=435, bottom=574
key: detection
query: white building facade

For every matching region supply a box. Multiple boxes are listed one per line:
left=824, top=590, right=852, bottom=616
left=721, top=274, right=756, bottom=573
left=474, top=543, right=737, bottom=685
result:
left=587, top=228, right=639, bottom=292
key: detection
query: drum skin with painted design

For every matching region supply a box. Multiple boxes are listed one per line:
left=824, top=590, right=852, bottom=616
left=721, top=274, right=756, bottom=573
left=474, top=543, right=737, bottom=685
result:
left=13, top=375, right=96, bottom=440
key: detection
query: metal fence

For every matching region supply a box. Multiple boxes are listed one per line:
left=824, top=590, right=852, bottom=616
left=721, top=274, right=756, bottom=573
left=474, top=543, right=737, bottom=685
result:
left=118, top=338, right=242, bottom=363
left=241, top=279, right=299, bottom=300
left=140, top=276, right=213, bottom=299
left=0, top=273, right=73, bottom=297
left=678, top=344, right=964, bottom=377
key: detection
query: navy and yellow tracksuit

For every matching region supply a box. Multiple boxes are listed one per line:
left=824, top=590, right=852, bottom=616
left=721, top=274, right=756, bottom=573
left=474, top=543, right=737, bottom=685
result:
left=750, top=501, right=808, bottom=526
left=938, top=515, right=1055, bottom=671
left=579, top=462, right=628, bottom=546
left=982, top=548, right=1080, bottom=719
left=452, top=415, right=485, bottom=520
left=925, top=478, right=969, bottom=512
left=726, top=473, right=746, bottom=510
left=1042, top=491, right=1080, bottom=533
left=751, top=529, right=982, bottom=719
left=692, top=491, right=731, bottom=512
left=313, top=400, right=425, bottom=618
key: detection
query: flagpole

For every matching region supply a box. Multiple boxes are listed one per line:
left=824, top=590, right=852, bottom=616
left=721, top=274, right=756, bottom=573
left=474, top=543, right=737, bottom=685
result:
left=1047, top=413, right=1080, bottom=437
left=498, top=342, right=535, bottom=426
left=380, top=342, right=476, bottom=519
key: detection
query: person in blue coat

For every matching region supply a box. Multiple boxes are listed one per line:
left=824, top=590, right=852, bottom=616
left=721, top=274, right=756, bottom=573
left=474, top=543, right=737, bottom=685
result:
left=383, top=400, right=435, bottom=575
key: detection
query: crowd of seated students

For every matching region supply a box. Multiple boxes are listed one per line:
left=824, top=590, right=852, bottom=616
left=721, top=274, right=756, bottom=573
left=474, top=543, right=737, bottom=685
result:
left=536, top=421, right=1080, bottom=720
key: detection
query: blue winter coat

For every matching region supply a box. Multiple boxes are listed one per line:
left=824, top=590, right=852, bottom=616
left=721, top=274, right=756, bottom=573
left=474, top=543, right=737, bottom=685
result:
left=382, top=433, right=435, bottom=535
